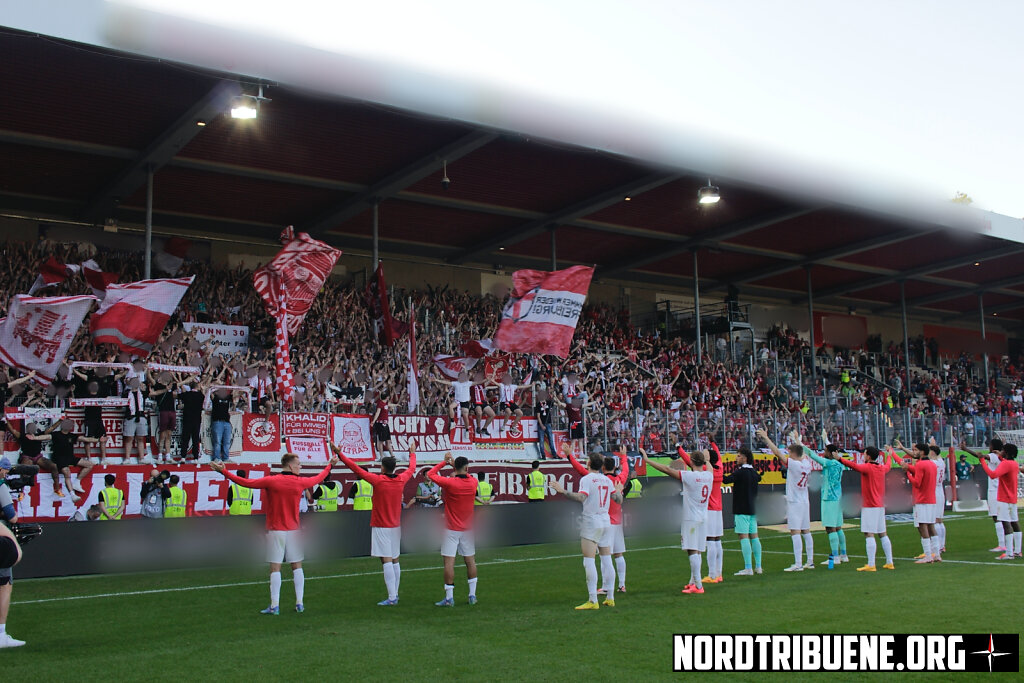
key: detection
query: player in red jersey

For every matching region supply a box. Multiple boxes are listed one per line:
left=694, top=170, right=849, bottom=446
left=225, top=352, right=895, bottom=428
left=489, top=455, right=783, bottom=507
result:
left=898, top=442, right=939, bottom=563
left=978, top=443, right=1022, bottom=559
left=566, top=446, right=630, bottom=596
left=331, top=442, right=416, bottom=605
left=428, top=453, right=482, bottom=606
left=212, top=453, right=336, bottom=614
left=838, top=446, right=899, bottom=571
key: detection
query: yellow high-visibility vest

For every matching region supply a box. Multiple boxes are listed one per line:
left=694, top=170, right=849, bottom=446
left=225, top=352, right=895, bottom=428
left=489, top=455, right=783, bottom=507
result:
left=317, top=482, right=340, bottom=512
left=353, top=479, right=373, bottom=510
left=527, top=470, right=546, bottom=500
left=476, top=480, right=494, bottom=505
left=229, top=482, right=252, bottom=515
left=165, top=486, right=187, bottom=518
left=626, top=478, right=643, bottom=498
left=102, top=486, right=123, bottom=520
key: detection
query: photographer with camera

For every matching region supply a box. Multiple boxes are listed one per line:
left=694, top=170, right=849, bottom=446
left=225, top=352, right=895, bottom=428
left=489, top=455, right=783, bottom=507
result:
left=140, top=469, right=171, bottom=519
left=1, top=456, right=25, bottom=647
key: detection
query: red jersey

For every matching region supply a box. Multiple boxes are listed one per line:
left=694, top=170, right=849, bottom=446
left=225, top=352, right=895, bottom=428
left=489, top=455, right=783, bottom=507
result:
left=841, top=453, right=893, bottom=508
left=374, top=399, right=389, bottom=425
left=565, top=403, right=583, bottom=425
left=471, top=384, right=487, bottom=405
left=569, top=452, right=629, bottom=524
left=676, top=446, right=723, bottom=511
left=979, top=457, right=1020, bottom=504
left=904, top=458, right=936, bottom=504
left=338, top=451, right=417, bottom=528
left=428, top=462, right=478, bottom=531
left=222, top=463, right=332, bottom=531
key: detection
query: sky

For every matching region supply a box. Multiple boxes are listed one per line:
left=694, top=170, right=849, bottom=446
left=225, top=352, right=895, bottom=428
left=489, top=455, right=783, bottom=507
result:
left=5, top=0, right=1023, bottom=218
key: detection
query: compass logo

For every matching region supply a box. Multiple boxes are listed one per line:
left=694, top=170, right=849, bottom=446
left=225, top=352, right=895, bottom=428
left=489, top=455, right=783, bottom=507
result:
left=969, top=634, right=1013, bottom=673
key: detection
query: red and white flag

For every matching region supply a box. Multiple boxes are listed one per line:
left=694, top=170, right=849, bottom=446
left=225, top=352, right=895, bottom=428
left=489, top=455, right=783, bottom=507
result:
left=432, top=354, right=480, bottom=379
left=460, top=338, right=495, bottom=359
left=253, top=230, right=342, bottom=336
left=274, top=297, right=295, bottom=406
left=81, top=259, right=119, bottom=298
left=154, top=237, right=191, bottom=275
left=90, top=277, right=193, bottom=356
left=0, top=294, right=97, bottom=384
left=27, top=256, right=79, bottom=295
left=493, top=265, right=593, bottom=358
left=365, top=263, right=407, bottom=346
left=407, top=304, right=420, bottom=413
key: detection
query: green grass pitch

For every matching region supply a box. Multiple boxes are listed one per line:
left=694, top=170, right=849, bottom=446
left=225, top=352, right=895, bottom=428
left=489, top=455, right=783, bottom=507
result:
left=5, top=513, right=1021, bottom=681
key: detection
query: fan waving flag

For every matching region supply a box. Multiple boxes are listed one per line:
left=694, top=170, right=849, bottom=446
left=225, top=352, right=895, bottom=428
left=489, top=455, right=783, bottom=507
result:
left=274, top=298, right=295, bottom=406
left=493, top=265, right=593, bottom=358
left=0, top=294, right=97, bottom=384
left=28, top=256, right=79, bottom=295
left=365, top=263, right=407, bottom=346
left=81, top=259, right=119, bottom=298
left=407, top=304, right=420, bottom=412
left=253, top=229, right=342, bottom=336
left=154, top=237, right=191, bottom=275
left=432, top=354, right=480, bottom=379
left=90, top=277, right=193, bottom=356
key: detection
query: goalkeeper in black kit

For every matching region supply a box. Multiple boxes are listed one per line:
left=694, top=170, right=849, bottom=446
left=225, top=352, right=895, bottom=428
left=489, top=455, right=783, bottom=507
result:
left=723, top=447, right=762, bottom=576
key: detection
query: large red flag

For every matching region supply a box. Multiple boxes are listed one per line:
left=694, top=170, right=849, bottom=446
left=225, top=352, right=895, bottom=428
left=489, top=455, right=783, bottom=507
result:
left=28, top=256, right=78, bottom=295
left=365, top=263, right=407, bottom=346
left=90, top=277, right=193, bottom=356
left=253, top=230, right=342, bottom=336
left=274, top=299, right=295, bottom=406
left=432, top=354, right=480, bottom=379
left=493, top=265, right=593, bottom=358
left=407, top=304, right=419, bottom=412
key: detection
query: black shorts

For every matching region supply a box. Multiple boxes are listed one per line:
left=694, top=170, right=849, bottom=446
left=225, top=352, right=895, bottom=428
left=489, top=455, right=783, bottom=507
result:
left=459, top=400, right=471, bottom=409
left=569, top=423, right=584, bottom=439
left=501, top=402, right=520, bottom=413
left=0, top=536, right=18, bottom=572
left=252, top=396, right=272, bottom=412
left=52, top=452, right=84, bottom=470
left=374, top=423, right=391, bottom=441
left=85, top=420, right=107, bottom=439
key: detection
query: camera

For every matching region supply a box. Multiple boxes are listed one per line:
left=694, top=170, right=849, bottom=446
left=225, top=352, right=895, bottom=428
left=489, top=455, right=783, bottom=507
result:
left=2, top=521, right=42, bottom=547
left=440, top=175, right=450, bottom=190
left=2, top=464, right=39, bottom=493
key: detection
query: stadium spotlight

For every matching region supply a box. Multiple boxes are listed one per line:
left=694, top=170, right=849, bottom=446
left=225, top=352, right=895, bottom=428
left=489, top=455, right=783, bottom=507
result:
left=624, top=195, right=632, bottom=201
left=698, top=180, right=721, bottom=205
left=231, top=84, right=269, bottom=120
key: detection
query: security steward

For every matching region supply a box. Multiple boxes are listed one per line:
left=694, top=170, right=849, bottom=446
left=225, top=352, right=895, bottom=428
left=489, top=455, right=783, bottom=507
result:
left=349, top=477, right=373, bottom=511
left=98, top=473, right=125, bottom=520
left=312, top=479, right=342, bottom=511
left=475, top=472, right=494, bottom=505
left=165, top=475, right=187, bottom=518
left=227, top=469, right=253, bottom=515
left=526, top=460, right=546, bottom=502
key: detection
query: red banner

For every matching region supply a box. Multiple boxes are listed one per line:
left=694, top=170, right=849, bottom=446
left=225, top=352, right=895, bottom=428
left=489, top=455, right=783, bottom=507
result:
left=241, top=414, right=280, bottom=452
left=493, top=265, right=593, bottom=358
left=281, top=412, right=332, bottom=438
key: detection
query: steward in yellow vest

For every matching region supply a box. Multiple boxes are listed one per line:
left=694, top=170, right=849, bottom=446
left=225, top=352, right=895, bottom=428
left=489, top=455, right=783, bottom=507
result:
left=475, top=473, right=494, bottom=505
left=100, top=474, right=124, bottom=520
left=165, top=476, right=187, bottom=518
left=527, top=461, right=546, bottom=501
left=625, top=475, right=643, bottom=498
left=228, top=471, right=253, bottom=515
left=351, top=478, right=373, bottom=510
left=314, top=480, right=341, bottom=511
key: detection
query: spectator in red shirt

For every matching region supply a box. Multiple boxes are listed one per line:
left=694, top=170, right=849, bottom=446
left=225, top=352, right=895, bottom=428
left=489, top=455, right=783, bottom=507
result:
left=211, top=453, right=336, bottom=615
left=428, top=453, right=480, bottom=606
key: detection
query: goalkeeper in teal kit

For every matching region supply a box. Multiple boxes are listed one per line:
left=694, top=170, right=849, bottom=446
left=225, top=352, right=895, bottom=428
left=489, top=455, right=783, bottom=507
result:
left=803, top=442, right=849, bottom=565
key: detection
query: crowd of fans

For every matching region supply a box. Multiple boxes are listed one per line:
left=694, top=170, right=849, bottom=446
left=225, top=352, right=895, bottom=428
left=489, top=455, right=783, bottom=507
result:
left=2, top=237, right=1023, bottom=458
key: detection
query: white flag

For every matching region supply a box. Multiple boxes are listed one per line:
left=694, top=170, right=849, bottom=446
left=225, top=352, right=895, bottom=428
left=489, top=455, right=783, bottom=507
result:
left=0, top=294, right=97, bottom=384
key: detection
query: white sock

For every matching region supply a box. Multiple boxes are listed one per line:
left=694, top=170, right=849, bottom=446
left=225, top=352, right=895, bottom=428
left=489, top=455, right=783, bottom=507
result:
left=468, top=577, right=478, bottom=597
left=715, top=541, right=725, bottom=577
left=382, top=562, right=397, bottom=600
left=293, top=568, right=304, bottom=604
left=802, top=532, right=814, bottom=564
left=1004, top=529, right=1015, bottom=556
left=921, top=536, right=931, bottom=557
left=792, top=535, right=802, bottom=566
left=930, top=536, right=941, bottom=557
left=600, top=555, right=615, bottom=596
left=865, top=537, right=877, bottom=566
left=1014, top=532, right=1022, bottom=555
left=393, top=561, right=401, bottom=592
left=269, top=571, right=282, bottom=607
left=936, top=522, right=946, bottom=549
left=615, top=556, right=626, bottom=588
left=0, top=624, right=5, bottom=635
left=689, top=553, right=703, bottom=588
left=996, top=522, right=1005, bottom=547
left=583, top=557, right=598, bottom=603
left=444, top=584, right=454, bottom=601
left=881, top=536, right=894, bottom=564
left=705, top=541, right=718, bottom=578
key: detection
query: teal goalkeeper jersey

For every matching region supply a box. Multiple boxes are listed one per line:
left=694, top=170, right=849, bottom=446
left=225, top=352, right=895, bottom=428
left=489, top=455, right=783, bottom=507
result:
left=805, top=449, right=843, bottom=502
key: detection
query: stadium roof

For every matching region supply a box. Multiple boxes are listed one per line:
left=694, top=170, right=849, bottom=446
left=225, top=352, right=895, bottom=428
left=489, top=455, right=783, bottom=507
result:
left=1, top=30, right=1023, bottom=327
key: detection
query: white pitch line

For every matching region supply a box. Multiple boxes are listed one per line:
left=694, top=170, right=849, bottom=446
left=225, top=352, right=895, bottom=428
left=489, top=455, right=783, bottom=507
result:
left=747, top=548, right=1023, bottom=568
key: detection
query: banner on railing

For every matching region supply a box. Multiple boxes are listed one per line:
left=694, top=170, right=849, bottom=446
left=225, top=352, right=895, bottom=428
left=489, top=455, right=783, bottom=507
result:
left=241, top=413, right=280, bottom=452
left=182, top=322, right=249, bottom=355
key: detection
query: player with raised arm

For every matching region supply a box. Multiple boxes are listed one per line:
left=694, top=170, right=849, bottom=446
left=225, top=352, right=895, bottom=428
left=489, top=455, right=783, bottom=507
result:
left=897, top=441, right=939, bottom=563
left=211, top=453, right=336, bottom=614
left=427, top=453, right=482, bottom=606
left=978, top=443, right=1021, bottom=560
left=676, top=442, right=726, bottom=583
left=723, top=447, right=763, bottom=575
left=566, top=445, right=629, bottom=596
left=928, top=443, right=948, bottom=554
left=550, top=453, right=623, bottom=610
left=331, top=442, right=416, bottom=605
left=838, top=446, right=899, bottom=571
left=643, top=447, right=714, bottom=594
left=960, top=439, right=1005, bottom=552
left=759, top=429, right=814, bottom=571
left=803, top=442, right=848, bottom=566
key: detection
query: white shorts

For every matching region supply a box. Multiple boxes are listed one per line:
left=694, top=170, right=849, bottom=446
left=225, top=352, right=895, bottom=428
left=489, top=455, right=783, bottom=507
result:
left=580, top=522, right=607, bottom=546
left=934, top=491, right=945, bottom=517
left=996, top=501, right=1019, bottom=523
left=705, top=509, right=724, bottom=537
left=608, top=524, right=625, bottom=554
left=370, top=526, right=402, bottom=558
left=988, top=487, right=999, bottom=515
left=913, top=503, right=937, bottom=526
left=861, top=507, right=886, bottom=534
left=786, top=501, right=810, bottom=531
left=266, top=530, right=303, bottom=563
left=441, top=529, right=476, bottom=557
left=681, top=518, right=707, bottom=552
